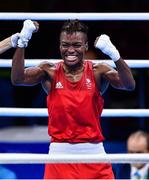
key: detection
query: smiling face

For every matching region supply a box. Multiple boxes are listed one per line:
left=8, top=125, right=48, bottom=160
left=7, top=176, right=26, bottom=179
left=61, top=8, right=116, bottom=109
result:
left=60, top=31, right=88, bottom=67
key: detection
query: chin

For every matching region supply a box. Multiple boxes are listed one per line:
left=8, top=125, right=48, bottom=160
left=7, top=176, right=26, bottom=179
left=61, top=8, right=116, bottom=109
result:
left=65, top=59, right=80, bottom=67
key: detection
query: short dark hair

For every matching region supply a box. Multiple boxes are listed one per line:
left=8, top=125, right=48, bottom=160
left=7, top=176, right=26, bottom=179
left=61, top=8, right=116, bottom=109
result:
left=60, top=19, right=88, bottom=39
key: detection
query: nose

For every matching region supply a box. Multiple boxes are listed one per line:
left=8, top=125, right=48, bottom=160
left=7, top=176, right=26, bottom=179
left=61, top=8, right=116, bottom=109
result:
left=67, top=45, right=75, bottom=52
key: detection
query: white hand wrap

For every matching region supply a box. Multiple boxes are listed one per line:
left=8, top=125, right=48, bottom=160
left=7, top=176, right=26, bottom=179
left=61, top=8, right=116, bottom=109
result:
left=17, top=19, right=36, bottom=48
left=95, top=34, right=120, bottom=62
left=20, top=19, right=36, bottom=40
left=17, top=38, right=29, bottom=48
left=11, top=33, right=20, bottom=48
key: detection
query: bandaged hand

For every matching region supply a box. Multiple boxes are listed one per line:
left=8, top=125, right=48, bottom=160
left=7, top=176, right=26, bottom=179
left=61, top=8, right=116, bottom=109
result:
left=17, top=38, right=29, bottom=48
left=94, top=34, right=120, bottom=62
left=20, top=19, right=37, bottom=40
left=18, top=20, right=39, bottom=48
left=11, top=33, right=20, bottom=48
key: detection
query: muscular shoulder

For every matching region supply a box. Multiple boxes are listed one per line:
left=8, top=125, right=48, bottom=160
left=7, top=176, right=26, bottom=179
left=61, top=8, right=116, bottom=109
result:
left=92, top=62, right=111, bottom=95
left=35, top=61, right=58, bottom=81
left=93, top=62, right=113, bottom=74
left=38, top=61, right=56, bottom=70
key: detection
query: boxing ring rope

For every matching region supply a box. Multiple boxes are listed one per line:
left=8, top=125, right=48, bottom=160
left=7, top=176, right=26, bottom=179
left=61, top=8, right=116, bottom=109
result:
left=0, top=153, right=149, bottom=164
left=0, top=108, right=149, bottom=117
left=1, top=12, right=149, bottom=20
left=0, top=13, right=149, bottom=166
left=0, top=59, right=148, bottom=117
left=0, top=59, right=149, bottom=68
left=0, top=63, right=146, bottom=164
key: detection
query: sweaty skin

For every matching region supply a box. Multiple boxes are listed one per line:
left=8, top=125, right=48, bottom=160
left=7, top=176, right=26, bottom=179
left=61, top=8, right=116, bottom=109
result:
left=11, top=31, right=135, bottom=96
left=11, top=21, right=136, bottom=179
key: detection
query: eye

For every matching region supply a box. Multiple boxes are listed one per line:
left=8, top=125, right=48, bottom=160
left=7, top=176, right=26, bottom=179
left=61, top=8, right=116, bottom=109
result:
left=72, top=44, right=82, bottom=48
left=60, top=43, right=84, bottom=49
left=61, top=43, right=69, bottom=48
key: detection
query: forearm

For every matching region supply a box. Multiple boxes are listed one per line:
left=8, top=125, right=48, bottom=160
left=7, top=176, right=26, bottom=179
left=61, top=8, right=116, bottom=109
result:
left=11, top=48, right=25, bottom=85
left=115, top=57, right=135, bottom=90
left=0, top=37, right=12, bottom=54
left=11, top=20, right=41, bottom=86
left=95, top=34, right=135, bottom=91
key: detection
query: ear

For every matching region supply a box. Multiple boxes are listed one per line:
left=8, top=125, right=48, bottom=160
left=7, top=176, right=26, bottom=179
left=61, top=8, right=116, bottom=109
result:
left=85, top=42, right=88, bottom=51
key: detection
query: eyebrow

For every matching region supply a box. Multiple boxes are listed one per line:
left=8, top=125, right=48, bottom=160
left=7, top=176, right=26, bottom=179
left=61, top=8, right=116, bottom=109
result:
left=61, top=41, right=84, bottom=44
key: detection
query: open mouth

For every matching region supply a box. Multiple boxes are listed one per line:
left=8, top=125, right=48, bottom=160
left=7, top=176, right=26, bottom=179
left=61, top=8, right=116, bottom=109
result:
left=65, top=55, right=78, bottom=62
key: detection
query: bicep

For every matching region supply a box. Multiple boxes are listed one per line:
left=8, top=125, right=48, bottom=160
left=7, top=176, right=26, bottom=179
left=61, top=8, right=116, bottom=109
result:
left=103, top=68, right=124, bottom=89
left=23, top=66, right=46, bottom=85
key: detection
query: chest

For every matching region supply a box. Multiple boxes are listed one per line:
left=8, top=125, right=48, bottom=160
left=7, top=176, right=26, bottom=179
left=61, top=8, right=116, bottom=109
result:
left=64, top=72, right=83, bottom=82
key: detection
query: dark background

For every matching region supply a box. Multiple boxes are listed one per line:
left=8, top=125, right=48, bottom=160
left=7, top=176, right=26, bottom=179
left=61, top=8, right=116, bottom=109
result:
left=0, top=1, right=149, bottom=178
left=0, top=1, right=149, bottom=139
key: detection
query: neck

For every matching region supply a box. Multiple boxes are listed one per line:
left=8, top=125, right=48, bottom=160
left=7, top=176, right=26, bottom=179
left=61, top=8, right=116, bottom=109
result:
left=63, top=61, right=84, bottom=75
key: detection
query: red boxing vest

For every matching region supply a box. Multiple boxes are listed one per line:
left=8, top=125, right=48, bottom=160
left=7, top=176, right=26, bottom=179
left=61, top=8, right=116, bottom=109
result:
left=47, top=60, right=104, bottom=143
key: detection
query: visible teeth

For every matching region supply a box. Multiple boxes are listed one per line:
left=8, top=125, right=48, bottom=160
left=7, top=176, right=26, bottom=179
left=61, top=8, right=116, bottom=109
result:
left=67, top=56, right=76, bottom=60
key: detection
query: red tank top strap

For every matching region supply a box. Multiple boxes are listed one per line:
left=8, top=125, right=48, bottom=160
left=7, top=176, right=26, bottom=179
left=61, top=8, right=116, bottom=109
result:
left=47, top=59, right=104, bottom=143
left=85, top=60, right=93, bottom=69
left=84, top=60, right=94, bottom=75
left=51, top=61, right=63, bottom=88
left=84, top=60, right=96, bottom=85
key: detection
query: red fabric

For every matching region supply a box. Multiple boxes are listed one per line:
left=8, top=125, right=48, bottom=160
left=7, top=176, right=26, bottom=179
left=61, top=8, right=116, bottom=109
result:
left=44, top=163, right=114, bottom=179
left=47, top=60, right=104, bottom=143
left=44, top=61, right=114, bottom=179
